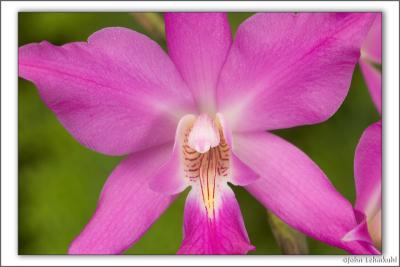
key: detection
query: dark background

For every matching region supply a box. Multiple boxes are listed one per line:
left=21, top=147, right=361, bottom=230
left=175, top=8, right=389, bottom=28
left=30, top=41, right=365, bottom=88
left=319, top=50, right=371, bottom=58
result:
left=18, top=12, right=380, bottom=255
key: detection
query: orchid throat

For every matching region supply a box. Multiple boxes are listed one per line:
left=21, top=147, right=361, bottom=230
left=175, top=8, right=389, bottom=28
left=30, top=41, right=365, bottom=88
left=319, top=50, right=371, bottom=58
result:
left=183, top=114, right=230, bottom=219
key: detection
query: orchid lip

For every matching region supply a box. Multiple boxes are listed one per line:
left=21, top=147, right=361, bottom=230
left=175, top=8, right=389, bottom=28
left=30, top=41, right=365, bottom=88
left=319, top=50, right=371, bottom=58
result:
left=182, top=114, right=231, bottom=218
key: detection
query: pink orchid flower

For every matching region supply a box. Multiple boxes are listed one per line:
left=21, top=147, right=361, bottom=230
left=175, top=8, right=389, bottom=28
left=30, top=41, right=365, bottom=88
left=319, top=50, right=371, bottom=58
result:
left=19, top=13, right=378, bottom=255
left=359, top=14, right=382, bottom=113
left=343, top=18, right=382, bottom=252
left=342, top=121, right=382, bottom=252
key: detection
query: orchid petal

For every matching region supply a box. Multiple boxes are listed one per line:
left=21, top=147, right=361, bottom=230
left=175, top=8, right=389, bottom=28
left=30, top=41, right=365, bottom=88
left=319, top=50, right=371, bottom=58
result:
left=68, top=144, right=176, bottom=254
left=234, top=132, right=378, bottom=254
left=342, top=209, right=381, bottom=253
left=359, top=59, right=382, bottom=114
left=216, top=113, right=233, bottom=148
left=354, top=122, right=382, bottom=220
left=178, top=185, right=254, bottom=254
left=230, top=154, right=260, bottom=186
left=149, top=115, right=195, bottom=195
left=361, top=14, right=382, bottom=64
left=19, top=27, right=195, bottom=156
left=165, top=13, right=232, bottom=113
left=215, top=114, right=259, bottom=186
left=217, top=13, right=376, bottom=132
left=342, top=210, right=373, bottom=244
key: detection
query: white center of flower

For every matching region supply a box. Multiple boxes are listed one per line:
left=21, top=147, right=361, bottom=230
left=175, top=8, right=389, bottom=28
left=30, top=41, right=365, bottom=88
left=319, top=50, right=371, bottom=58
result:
left=183, top=114, right=230, bottom=218
left=187, top=114, right=220, bottom=153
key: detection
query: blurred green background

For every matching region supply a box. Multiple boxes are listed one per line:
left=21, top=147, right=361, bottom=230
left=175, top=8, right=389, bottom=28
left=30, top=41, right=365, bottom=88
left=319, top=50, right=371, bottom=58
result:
left=18, top=12, right=380, bottom=255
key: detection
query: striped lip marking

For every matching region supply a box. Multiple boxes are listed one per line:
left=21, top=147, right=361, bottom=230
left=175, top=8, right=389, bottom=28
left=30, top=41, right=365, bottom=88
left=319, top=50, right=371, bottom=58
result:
left=182, top=114, right=230, bottom=218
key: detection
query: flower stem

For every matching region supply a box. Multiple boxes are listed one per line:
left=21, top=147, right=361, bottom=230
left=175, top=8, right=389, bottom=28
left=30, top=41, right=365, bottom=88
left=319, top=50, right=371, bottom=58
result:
left=267, top=210, right=309, bottom=255
left=130, top=13, right=165, bottom=40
